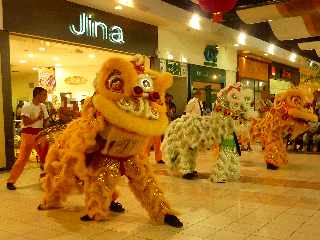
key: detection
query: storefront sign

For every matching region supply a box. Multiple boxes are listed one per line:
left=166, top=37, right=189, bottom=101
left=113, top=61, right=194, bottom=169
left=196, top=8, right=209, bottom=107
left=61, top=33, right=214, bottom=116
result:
left=188, top=64, right=226, bottom=84
left=160, top=59, right=187, bottom=77
left=3, top=0, right=157, bottom=56
left=69, top=13, right=124, bottom=44
left=204, top=45, right=218, bottom=67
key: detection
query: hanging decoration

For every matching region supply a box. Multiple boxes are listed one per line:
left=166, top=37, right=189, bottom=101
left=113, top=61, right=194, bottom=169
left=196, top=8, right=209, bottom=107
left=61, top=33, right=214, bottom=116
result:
left=198, top=0, right=238, bottom=22
left=38, top=67, right=56, bottom=93
left=64, top=75, right=88, bottom=85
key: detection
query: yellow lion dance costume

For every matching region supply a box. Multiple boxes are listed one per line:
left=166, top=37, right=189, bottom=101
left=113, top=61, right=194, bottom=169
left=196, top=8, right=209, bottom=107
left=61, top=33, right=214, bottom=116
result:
left=251, top=87, right=318, bottom=170
left=38, top=57, right=183, bottom=228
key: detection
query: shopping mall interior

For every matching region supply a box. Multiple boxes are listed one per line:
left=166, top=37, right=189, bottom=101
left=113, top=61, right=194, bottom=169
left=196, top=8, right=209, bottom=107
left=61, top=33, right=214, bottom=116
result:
left=0, top=0, right=320, bottom=240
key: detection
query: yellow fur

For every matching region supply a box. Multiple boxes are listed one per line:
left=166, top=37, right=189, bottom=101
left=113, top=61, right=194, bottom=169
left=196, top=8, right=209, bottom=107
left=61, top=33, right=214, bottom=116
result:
left=40, top=56, right=179, bottom=225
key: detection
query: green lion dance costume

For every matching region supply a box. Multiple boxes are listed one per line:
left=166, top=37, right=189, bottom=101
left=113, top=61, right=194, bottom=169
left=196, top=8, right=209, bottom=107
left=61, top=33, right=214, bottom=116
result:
left=38, top=56, right=183, bottom=228
left=162, top=83, right=251, bottom=182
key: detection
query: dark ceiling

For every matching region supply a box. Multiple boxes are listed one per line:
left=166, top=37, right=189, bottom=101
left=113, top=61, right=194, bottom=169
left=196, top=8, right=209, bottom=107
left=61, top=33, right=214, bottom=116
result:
left=162, top=0, right=320, bottom=62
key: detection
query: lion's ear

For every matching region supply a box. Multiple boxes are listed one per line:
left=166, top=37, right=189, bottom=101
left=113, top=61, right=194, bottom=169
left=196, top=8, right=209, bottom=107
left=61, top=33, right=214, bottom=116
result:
left=155, top=72, right=173, bottom=92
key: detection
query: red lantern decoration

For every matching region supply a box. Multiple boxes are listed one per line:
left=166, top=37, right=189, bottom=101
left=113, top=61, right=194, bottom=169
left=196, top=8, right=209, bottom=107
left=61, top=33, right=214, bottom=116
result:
left=198, top=0, right=238, bottom=22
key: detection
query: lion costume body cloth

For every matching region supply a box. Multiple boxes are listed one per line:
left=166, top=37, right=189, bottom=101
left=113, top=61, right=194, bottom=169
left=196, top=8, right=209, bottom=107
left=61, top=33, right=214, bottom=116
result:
left=162, top=83, right=252, bottom=182
left=251, top=88, right=318, bottom=168
left=39, top=57, right=182, bottom=226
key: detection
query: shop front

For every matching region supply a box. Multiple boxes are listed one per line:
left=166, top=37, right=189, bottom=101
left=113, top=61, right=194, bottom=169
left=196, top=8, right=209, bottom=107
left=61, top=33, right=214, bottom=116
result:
left=237, top=55, right=270, bottom=112
left=270, top=62, right=300, bottom=95
left=188, top=64, right=226, bottom=113
left=0, top=0, right=158, bottom=169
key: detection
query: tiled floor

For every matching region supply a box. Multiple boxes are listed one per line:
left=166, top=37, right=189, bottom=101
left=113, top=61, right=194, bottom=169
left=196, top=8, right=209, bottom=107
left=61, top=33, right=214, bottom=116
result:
left=0, top=148, right=319, bottom=240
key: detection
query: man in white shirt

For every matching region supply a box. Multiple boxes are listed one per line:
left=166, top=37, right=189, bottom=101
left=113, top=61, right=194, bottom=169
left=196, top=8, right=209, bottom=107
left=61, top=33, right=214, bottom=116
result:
left=7, top=87, right=49, bottom=190
left=185, top=90, right=204, bottom=116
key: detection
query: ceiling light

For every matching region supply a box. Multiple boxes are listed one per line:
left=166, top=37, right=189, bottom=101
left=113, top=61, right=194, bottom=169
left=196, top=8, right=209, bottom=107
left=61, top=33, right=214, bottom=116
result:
left=88, top=54, right=96, bottom=59
left=181, top=56, right=188, bottom=63
left=32, top=67, right=38, bottom=71
left=39, top=47, right=46, bottom=52
left=118, top=0, right=134, bottom=7
left=45, top=41, right=51, bottom=46
left=289, top=53, right=297, bottom=62
left=267, top=44, right=275, bottom=55
left=264, top=53, right=268, bottom=56
left=27, top=53, right=34, bottom=58
left=238, top=32, right=246, bottom=45
left=55, top=63, right=62, bottom=67
left=212, top=75, right=218, bottom=80
left=268, top=19, right=273, bottom=22
left=189, top=13, right=201, bottom=30
left=19, top=60, right=27, bottom=64
left=114, top=5, right=123, bottom=10
left=234, top=43, right=239, bottom=47
left=167, top=53, right=174, bottom=60
left=309, top=60, right=314, bottom=67
left=52, top=56, right=60, bottom=61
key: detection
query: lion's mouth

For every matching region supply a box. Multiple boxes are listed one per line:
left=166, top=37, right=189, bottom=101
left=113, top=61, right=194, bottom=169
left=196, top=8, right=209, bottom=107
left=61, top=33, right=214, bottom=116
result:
left=288, top=103, right=318, bottom=123
left=116, top=97, right=160, bottom=120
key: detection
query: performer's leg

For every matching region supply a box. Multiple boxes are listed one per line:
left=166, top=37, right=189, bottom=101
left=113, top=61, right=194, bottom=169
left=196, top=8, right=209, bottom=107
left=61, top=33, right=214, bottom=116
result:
left=265, top=138, right=287, bottom=169
left=153, top=136, right=164, bottom=163
left=180, top=147, right=198, bottom=179
left=209, top=147, right=228, bottom=183
left=34, top=136, right=49, bottom=170
left=7, top=134, right=36, bottom=187
left=124, top=156, right=183, bottom=227
left=82, top=159, right=121, bottom=221
left=226, top=152, right=240, bottom=181
left=38, top=147, right=77, bottom=209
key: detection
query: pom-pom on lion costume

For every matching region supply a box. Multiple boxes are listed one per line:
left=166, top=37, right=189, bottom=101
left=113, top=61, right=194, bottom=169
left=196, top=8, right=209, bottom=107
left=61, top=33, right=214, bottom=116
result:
left=38, top=56, right=183, bottom=228
left=251, top=87, right=318, bottom=170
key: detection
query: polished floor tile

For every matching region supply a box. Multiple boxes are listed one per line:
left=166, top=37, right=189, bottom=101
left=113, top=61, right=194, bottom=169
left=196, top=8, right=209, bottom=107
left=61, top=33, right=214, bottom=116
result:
left=0, top=149, right=319, bottom=240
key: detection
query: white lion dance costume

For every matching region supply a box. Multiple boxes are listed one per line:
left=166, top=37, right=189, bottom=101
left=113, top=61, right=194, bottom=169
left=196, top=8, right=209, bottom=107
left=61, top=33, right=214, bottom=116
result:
left=38, top=57, right=183, bottom=227
left=162, top=83, right=250, bottom=182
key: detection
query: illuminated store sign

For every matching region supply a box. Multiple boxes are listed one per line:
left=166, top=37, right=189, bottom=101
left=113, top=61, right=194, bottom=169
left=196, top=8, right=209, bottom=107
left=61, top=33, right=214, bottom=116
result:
left=69, top=12, right=125, bottom=44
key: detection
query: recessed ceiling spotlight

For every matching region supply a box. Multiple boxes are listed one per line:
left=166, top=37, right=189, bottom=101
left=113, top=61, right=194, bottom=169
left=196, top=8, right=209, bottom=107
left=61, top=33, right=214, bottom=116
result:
left=234, top=43, right=239, bottom=47
left=238, top=32, right=246, bottom=45
left=189, top=13, right=201, bottom=30
left=264, top=53, right=268, bottom=56
left=88, top=53, right=96, bottom=59
left=114, top=5, right=123, bottom=10
left=289, top=53, right=297, bottom=62
left=118, top=0, right=134, bottom=7
left=309, top=60, right=314, bottom=67
left=39, top=47, right=46, bottom=52
left=268, top=19, right=273, bottom=22
left=167, top=53, right=174, bottom=60
left=27, top=53, right=34, bottom=58
left=32, top=67, right=38, bottom=71
left=212, top=75, right=218, bottom=80
left=45, top=41, right=51, bottom=46
left=267, top=44, right=275, bottom=55
left=181, top=56, right=188, bottom=63
left=19, top=60, right=27, bottom=64
left=52, top=56, right=60, bottom=61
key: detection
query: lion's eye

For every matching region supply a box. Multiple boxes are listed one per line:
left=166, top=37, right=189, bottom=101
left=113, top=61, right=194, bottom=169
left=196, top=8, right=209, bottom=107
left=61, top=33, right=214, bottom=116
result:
left=291, top=96, right=301, bottom=105
left=138, top=74, right=154, bottom=93
left=106, top=70, right=123, bottom=93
